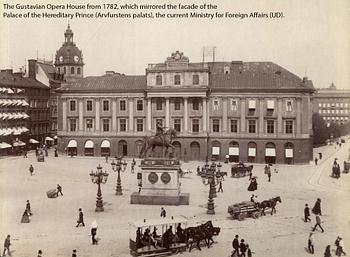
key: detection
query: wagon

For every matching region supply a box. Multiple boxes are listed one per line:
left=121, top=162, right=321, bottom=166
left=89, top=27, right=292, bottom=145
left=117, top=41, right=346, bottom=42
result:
left=231, top=163, right=253, bottom=178
left=228, top=201, right=261, bottom=220
left=344, top=161, right=350, bottom=173
left=46, top=189, right=58, bottom=198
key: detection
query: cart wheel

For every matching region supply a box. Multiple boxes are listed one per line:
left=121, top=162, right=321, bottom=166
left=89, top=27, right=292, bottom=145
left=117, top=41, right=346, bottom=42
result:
left=252, top=211, right=260, bottom=219
left=237, top=213, right=245, bottom=221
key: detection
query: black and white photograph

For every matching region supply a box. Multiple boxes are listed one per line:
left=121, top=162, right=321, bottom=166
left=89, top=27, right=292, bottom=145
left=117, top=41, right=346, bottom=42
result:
left=0, top=0, right=349, bottom=256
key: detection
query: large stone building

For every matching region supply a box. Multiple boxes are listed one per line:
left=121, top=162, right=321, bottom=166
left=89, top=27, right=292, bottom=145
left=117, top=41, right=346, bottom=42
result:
left=56, top=50, right=315, bottom=164
left=313, top=83, right=350, bottom=126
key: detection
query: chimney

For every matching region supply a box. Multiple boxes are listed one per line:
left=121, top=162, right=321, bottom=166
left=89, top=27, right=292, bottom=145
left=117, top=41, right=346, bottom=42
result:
left=28, top=59, right=37, bottom=79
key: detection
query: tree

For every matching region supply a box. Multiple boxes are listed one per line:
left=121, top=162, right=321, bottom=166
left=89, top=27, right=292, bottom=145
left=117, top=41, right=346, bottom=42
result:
left=312, top=113, right=329, bottom=146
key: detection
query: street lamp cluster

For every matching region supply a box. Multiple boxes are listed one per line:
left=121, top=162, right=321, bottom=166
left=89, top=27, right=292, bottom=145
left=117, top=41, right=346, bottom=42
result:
left=201, top=162, right=223, bottom=215
left=89, top=157, right=127, bottom=212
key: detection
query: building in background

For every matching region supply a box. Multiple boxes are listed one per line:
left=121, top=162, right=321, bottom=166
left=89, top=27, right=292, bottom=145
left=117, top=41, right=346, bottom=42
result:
left=313, top=83, right=350, bottom=126
left=56, top=51, right=315, bottom=164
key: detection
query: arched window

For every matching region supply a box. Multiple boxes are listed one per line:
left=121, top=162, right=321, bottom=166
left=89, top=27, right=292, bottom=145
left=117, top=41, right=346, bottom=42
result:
left=71, top=67, right=75, bottom=74
left=77, top=67, right=81, bottom=75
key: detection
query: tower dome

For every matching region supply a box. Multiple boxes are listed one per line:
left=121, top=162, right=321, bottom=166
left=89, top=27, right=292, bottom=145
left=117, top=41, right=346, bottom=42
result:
left=54, top=24, right=84, bottom=80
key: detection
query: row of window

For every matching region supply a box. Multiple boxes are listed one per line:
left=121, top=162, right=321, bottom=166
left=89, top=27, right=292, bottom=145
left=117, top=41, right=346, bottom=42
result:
left=68, top=118, right=294, bottom=134
left=68, top=98, right=295, bottom=113
left=57, top=66, right=81, bottom=75
left=322, top=116, right=349, bottom=121
left=155, top=74, right=199, bottom=86
left=318, top=109, right=349, bottom=114
left=318, top=102, right=349, bottom=108
left=30, top=100, right=49, bottom=108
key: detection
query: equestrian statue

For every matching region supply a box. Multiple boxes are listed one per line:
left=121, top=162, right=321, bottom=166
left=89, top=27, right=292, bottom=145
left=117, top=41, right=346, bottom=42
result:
left=139, top=121, right=177, bottom=158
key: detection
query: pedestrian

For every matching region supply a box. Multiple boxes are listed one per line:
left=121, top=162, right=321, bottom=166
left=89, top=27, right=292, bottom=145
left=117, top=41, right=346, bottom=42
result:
left=250, top=194, right=257, bottom=203
left=3, top=235, right=11, bottom=256
left=312, top=198, right=322, bottom=215
left=72, top=249, right=77, bottom=257
left=315, top=157, right=318, bottom=165
left=267, top=168, right=271, bottom=182
left=304, top=204, right=311, bottom=222
left=57, top=184, right=63, bottom=196
left=240, top=239, right=247, bottom=257
left=324, top=245, right=332, bottom=257
left=29, top=164, right=34, bottom=176
left=318, top=152, right=322, bottom=160
left=160, top=207, right=166, bottom=218
left=335, top=237, right=346, bottom=256
left=231, top=235, right=239, bottom=257
left=76, top=208, right=85, bottom=227
left=23, top=150, right=27, bottom=158
left=90, top=220, right=98, bottom=245
left=131, top=162, right=135, bottom=174
left=246, top=244, right=253, bottom=257
left=26, top=200, right=32, bottom=216
left=308, top=232, right=315, bottom=254
left=37, top=250, right=43, bottom=257
left=218, top=180, right=223, bottom=193
left=248, top=177, right=258, bottom=191
left=312, top=215, right=324, bottom=233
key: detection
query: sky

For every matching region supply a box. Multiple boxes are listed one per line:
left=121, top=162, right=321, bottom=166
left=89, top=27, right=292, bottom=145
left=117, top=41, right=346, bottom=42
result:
left=0, top=0, right=349, bottom=89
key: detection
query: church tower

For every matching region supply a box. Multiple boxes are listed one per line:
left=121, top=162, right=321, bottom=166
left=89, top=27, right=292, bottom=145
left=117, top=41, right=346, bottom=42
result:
left=54, top=24, right=84, bottom=80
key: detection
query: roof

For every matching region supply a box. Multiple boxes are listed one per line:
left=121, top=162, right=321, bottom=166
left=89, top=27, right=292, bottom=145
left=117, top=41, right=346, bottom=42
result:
left=210, top=62, right=314, bottom=93
left=56, top=74, right=146, bottom=92
left=37, top=62, right=64, bottom=83
left=0, top=71, right=48, bottom=89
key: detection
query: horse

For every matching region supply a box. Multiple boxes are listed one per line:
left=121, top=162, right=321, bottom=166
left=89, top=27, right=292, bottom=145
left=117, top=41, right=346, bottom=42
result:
left=139, top=128, right=177, bottom=158
left=258, top=196, right=282, bottom=216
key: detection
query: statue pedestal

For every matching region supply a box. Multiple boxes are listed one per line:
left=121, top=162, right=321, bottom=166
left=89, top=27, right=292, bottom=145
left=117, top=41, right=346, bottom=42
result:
left=130, top=157, right=189, bottom=205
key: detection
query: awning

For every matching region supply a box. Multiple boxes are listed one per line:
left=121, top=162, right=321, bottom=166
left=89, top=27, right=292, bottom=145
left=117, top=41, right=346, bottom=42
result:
left=22, top=100, right=29, bottom=106
left=285, top=149, right=293, bottom=158
left=248, top=148, right=256, bottom=157
left=7, top=88, right=14, bottom=94
left=229, top=147, right=239, bottom=156
left=45, top=136, right=54, bottom=141
left=85, top=140, right=94, bottom=148
left=265, top=148, right=276, bottom=157
left=0, top=142, right=12, bottom=149
left=101, top=140, right=110, bottom=148
left=212, top=146, right=220, bottom=155
left=67, top=140, right=77, bottom=148
left=13, top=140, right=26, bottom=147
left=29, top=139, right=39, bottom=144
left=13, top=127, right=22, bottom=135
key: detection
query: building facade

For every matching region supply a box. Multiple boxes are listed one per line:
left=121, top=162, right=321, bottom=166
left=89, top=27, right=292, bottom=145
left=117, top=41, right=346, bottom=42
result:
left=56, top=51, right=314, bottom=164
left=0, top=69, right=49, bottom=154
left=313, top=83, right=350, bottom=126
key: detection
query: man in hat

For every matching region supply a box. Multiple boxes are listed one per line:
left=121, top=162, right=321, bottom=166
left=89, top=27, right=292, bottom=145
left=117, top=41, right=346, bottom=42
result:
left=231, top=235, right=239, bottom=257
left=76, top=208, right=85, bottom=227
left=57, top=184, right=63, bottom=196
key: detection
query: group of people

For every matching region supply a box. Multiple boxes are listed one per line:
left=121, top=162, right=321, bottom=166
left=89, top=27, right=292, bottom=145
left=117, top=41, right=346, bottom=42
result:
left=231, top=235, right=253, bottom=257
left=322, top=236, right=346, bottom=257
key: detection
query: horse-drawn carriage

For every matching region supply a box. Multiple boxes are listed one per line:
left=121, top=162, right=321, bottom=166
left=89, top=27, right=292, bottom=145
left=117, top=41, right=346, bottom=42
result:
left=228, top=196, right=282, bottom=221
left=129, top=217, right=220, bottom=256
left=231, top=163, right=253, bottom=178
left=343, top=160, right=350, bottom=173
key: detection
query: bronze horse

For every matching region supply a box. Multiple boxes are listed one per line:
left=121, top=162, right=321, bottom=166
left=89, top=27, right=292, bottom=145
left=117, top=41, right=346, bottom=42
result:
left=258, top=196, right=282, bottom=216
left=139, top=128, right=177, bottom=158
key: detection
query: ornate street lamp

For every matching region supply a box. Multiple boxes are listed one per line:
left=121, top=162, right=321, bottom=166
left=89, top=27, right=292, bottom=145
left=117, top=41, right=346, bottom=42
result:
left=89, top=164, right=109, bottom=212
left=201, top=166, right=221, bottom=215
left=111, top=157, right=127, bottom=195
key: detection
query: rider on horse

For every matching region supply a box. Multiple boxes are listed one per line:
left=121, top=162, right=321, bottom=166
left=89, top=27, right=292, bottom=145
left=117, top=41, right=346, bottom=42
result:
left=156, top=121, right=166, bottom=144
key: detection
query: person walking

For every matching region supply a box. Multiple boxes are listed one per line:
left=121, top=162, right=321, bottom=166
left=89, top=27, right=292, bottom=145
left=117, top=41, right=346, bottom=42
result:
left=3, top=235, right=11, bottom=256
left=57, top=184, right=63, bottom=196
left=312, top=198, right=322, bottom=215
left=160, top=207, right=166, bottom=218
left=217, top=180, right=223, bottom=193
left=267, top=168, right=271, bottom=182
left=240, top=239, right=247, bottom=257
left=304, top=204, right=311, bottom=222
left=336, top=237, right=346, bottom=256
left=26, top=200, right=32, bottom=216
left=91, top=220, right=98, bottom=245
left=76, top=208, right=85, bottom=227
left=29, top=164, right=34, bottom=176
left=231, top=235, right=239, bottom=257
left=37, top=250, right=43, bottom=257
left=72, top=249, right=77, bottom=257
left=315, top=157, right=318, bottom=165
left=308, top=232, right=315, bottom=254
left=324, top=245, right=332, bottom=257
left=312, top=215, right=324, bottom=232
left=246, top=244, right=253, bottom=257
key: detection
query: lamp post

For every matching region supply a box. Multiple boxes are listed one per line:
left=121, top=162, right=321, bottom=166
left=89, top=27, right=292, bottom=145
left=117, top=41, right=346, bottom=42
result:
left=111, top=157, right=127, bottom=195
left=89, top=164, right=109, bottom=212
left=201, top=165, right=221, bottom=215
